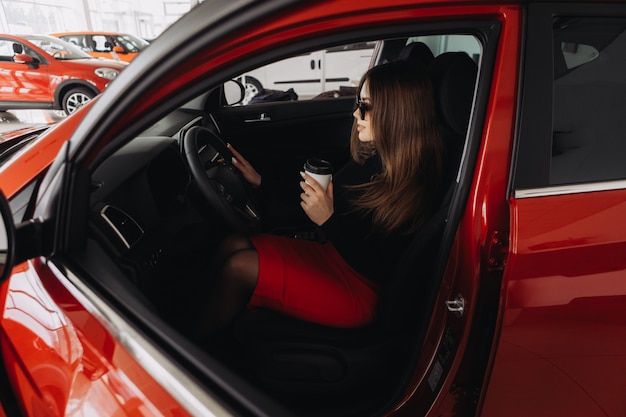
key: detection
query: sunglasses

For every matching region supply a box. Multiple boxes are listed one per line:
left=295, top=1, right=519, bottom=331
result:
left=355, top=99, right=372, bottom=120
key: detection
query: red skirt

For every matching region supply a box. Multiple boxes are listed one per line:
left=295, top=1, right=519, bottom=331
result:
left=248, top=234, right=380, bottom=327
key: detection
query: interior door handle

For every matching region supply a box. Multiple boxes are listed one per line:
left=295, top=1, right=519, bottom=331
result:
left=445, top=294, right=465, bottom=317
left=244, top=113, right=271, bottom=123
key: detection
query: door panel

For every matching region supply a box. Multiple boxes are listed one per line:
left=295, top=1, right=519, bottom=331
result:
left=212, top=96, right=354, bottom=181
left=483, top=5, right=626, bottom=416
left=0, top=45, right=50, bottom=105
left=483, top=191, right=626, bottom=417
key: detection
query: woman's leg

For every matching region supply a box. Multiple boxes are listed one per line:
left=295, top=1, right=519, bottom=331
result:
left=195, top=235, right=259, bottom=339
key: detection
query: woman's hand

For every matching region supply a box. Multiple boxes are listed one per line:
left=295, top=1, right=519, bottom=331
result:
left=300, top=172, right=334, bottom=226
left=228, top=144, right=262, bottom=187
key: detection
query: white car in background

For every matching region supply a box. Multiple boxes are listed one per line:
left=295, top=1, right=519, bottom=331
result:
left=237, top=41, right=376, bottom=103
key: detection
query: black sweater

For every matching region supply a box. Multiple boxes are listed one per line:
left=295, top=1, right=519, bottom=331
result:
left=259, top=155, right=410, bottom=285
left=318, top=155, right=412, bottom=286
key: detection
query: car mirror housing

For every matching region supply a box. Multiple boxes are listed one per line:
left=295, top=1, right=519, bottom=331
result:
left=224, top=79, right=245, bottom=105
left=13, top=53, right=34, bottom=64
left=113, top=45, right=126, bottom=54
left=0, top=190, right=15, bottom=284
left=0, top=189, right=52, bottom=284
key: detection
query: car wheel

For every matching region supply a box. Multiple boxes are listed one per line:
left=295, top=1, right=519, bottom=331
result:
left=241, top=76, right=262, bottom=105
left=62, top=87, right=95, bottom=114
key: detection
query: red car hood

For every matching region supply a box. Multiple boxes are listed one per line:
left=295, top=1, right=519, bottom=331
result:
left=54, top=58, right=127, bottom=70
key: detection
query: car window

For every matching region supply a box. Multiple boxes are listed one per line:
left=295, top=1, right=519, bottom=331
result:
left=551, top=17, right=626, bottom=185
left=0, top=40, right=14, bottom=61
left=233, top=41, right=376, bottom=105
left=0, top=40, right=12, bottom=55
left=0, top=39, right=43, bottom=63
left=405, top=34, right=481, bottom=61
left=8, top=179, right=38, bottom=223
left=113, top=35, right=141, bottom=53
left=90, top=35, right=112, bottom=52
left=61, top=35, right=91, bottom=51
left=231, top=36, right=479, bottom=106
left=514, top=13, right=626, bottom=193
left=27, top=35, right=92, bottom=60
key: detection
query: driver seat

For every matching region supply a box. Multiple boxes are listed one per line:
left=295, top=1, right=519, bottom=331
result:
left=225, top=52, right=477, bottom=413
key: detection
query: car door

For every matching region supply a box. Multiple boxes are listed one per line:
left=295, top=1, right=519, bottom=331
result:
left=482, top=4, right=626, bottom=416
left=0, top=39, right=51, bottom=105
left=211, top=95, right=354, bottom=186
left=0, top=2, right=528, bottom=416
left=164, top=19, right=511, bottom=416
left=211, top=40, right=373, bottom=187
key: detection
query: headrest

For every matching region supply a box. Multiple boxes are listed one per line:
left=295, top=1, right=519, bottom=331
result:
left=427, top=52, right=477, bottom=136
left=398, top=42, right=434, bottom=66
left=12, top=43, right=23, bottom=54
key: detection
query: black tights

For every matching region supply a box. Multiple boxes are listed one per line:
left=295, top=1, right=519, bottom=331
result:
left=195, top=234, right=259, bottom=340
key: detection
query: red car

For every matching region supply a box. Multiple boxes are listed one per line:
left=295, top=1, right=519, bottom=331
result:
left=0, top=34, right=126, bottom=114
left=49, top=31, right=150, bottom=63
left=0, top=1, right=625, bottom=416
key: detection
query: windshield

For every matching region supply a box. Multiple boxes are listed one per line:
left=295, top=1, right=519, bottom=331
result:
left=115, top=34, right=149, bottom=52
left=25, top=35, right=93, bottom=60
left=0, top=127, right=49, bottom=166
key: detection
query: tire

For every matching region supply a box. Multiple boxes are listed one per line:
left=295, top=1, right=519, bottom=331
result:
left=241, top=76, right=262, bottom=105
left=62, top=87, right=96, bottom=114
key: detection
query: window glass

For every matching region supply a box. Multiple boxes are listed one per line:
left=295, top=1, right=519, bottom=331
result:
left=62, top=35, right=91, bottom=51
left=8, top=180, right=37, bottom=223
left=92, top=35, right=113, bottom=52
left=234, top=41, right=376, bottom=105
left=114, top=35, right=143, bottom=53
left=0, top=40, right=13, bottom=59
left=232, top=35, right=480, bottom=106
left=407, top=34, right=481, bottom=62
left=551, top=17, right=626, bottom=185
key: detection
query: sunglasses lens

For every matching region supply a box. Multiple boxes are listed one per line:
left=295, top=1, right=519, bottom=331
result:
left=356, top=100, right=369, bottom=120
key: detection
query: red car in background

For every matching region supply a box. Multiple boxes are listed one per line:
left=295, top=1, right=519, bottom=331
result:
left=0, top=1, right=625, bottom=416
left=50, top=31, right=150, bottom=63
left=0, top=34, right=125, bottom=114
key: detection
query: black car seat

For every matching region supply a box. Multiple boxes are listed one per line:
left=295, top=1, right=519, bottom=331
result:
left=12, top=43, right=23, bottom=54
left=397, top=41, right=435, bottom=66
left=428, top=52, right=477, bottom=182
left=226, top=51, right=478, bottom=415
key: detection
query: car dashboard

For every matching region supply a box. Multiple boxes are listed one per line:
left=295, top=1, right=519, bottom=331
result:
left=85, top=135, right=215, bottom=323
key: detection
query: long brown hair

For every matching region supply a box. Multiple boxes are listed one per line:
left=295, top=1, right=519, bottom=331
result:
left=350, top=60, right=444, bottom=234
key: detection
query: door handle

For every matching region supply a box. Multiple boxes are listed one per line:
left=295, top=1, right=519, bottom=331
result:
left=445, top=294, right=465, bottom=317
left=244, top=113, right=271, bottom=123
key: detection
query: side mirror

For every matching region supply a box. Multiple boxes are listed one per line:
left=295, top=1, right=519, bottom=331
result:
left=0, top=190, right=15, bottom=284
left=13, top=53, right=33, bottom=64
left=113, top=45, right=126, bottom=54
left=224, top=79, right=245, bottom=105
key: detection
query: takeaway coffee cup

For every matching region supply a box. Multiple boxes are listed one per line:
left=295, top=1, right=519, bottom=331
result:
left=303, top=158, right=333, bottom=191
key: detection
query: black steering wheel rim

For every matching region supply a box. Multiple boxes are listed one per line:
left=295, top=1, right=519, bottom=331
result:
left=182, top=125, right=261, bottom=231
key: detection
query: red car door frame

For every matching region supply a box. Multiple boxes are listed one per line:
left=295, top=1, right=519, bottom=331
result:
left=483, top=3, right=626, bottom=416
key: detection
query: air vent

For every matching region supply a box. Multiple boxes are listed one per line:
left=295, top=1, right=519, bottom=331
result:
left=100, top=205, right=143, bottom=249
left=90, top=181, right=103, bottom=192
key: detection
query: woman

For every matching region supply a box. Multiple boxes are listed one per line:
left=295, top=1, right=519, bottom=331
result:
left=198, top=60, right=444, bottom=336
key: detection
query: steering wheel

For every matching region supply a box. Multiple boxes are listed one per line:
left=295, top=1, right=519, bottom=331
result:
left=182, top=125, right=261, bottom=231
